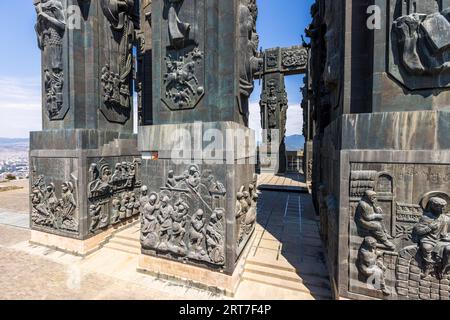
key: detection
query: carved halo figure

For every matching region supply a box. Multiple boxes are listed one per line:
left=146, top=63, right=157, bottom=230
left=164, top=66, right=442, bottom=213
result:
left=413, top=197, right=450, bottom=279
left=357, top=236, right=391, bottom=296
left=355, top=190, right=396, bottom=251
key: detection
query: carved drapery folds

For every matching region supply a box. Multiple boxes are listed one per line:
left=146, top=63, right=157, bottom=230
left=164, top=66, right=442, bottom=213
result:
left=162, top=0, right=205, bottom=110
left=390, top=0, right=450, bottom=89
left=34, top=0, right=66, bottom=121
left=31, top=175, right=79, bottom=233
left=87, top=158, right=142, bottom=234
left=100, top=0, right=138, bottom=123
left=140, top=165, right=227, bottom=267
left=237, top=0, right=263, bottom=122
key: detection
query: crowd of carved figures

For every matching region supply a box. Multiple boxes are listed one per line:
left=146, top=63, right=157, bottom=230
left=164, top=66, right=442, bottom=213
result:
left=31, top=175, right=78, bottom=233
left=235, top=178, right=258, bottom=254
left=139, top=165, right=228, bottom=266
left=34, top=0, right=66, bottom=120
left=88, top=158, right=142, bottom=234
left=349, top=169, right=450, bottom=299
left=100, top=0, right=139, bottom=123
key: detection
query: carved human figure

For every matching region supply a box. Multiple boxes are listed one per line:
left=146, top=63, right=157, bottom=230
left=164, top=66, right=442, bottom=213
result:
left=357, top=237, right=390, bottom=296
left=119, top=193, right=129, bottom=219
left=189, top=209, right=205, bottom=252
left=89, top=205, right=102, bottom=233
left=185, top=165, right=201, bottom=190
left=111, top=197, right=121, bottom=224
left=111, top=163, right=122, bottom=182
left=169, top=200, right=189, bottom=252
left=126, top=193, right=135, bottom=218
left=34, top=0, right=66, bottom=119
left=355, top=191, right=396, bottom=251
left=100, top=0, right=137, bottom=115
left=59, top=182, right=78, bottom=232
left=157, top=196, right=174, bottom=250
left=206, top=208, right=225, bottom=265
left=413, top=197, right=450, bottom=279
left=238, top=0, right=263, bottom=120
left=245, top=184, right=258, bottom=228
left=31, top=182, right=57, bottom=226
left=141, top=187, right=160, bottom=248
left=166, top=170, right=184, bottom=188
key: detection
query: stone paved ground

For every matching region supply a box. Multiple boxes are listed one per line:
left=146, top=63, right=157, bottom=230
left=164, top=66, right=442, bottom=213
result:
left=0, top=179, right=29, bottom=213
left=0, top=175, right=331, bottom=300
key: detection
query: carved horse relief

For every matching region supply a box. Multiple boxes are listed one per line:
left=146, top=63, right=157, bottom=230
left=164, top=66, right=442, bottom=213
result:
left=161, top=0, right=205, bottom=110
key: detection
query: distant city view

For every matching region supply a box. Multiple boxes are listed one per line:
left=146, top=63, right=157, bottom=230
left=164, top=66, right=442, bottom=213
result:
left=0, top=138, right=29, bottom=181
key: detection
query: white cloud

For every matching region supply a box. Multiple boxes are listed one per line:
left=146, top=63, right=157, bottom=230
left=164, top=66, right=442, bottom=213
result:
left=0, top=76, right=42, bottom=138
left=249, top=102, right=303, bottom=143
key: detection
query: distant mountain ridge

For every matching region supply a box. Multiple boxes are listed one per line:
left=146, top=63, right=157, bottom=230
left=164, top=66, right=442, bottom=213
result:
left=0, top=138, right=29, bottom=145
left=285, top=135, right=305, bottom=151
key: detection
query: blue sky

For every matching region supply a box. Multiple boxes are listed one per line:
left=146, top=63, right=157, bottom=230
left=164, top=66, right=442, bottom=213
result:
left=0, top=0, right=313, bottom=138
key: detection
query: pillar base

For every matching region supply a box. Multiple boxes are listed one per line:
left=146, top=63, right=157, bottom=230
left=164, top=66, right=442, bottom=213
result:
left=137, top=231, right=256, bottom=297
left=30, top=217, right=139, bottom=256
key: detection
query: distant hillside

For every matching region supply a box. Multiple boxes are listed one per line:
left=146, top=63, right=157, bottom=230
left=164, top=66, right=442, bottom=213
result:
left=285, top=135, right=305, bottom=151
left=0, top=138, right=29, bottom=146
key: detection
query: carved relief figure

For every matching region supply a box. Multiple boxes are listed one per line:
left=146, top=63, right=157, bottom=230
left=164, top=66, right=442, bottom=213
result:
left=59, top=182, right=78, bottom=232
left=357, top=237, right=391, bottom=296
left=157, top=196, right=174, bottom=251
left=140, top=187, right=160, bottom=248
left=413, top=197, right=450, bottom=279
left=189, top=209, right=206, bottom=256
left=355, top=191, right=396, bottom=250
left=394, top=5, right=450, bottom=76
left=34, top=0, right=66, bottom=120
left=100, top=0, right=138, bottom=122
left=206, top=208, right=225, bottom=265
left=31, top=176, right=79, bottom=233
left=142, top=166, right=227, bottom=266
left=238, top=0, right=263, bottom=121
left=260, top=78, right=288, bottom=144
left=87, top=158, right=142, bottom=234
left=236, top=178, right=258, bottom=249
left=163, top=48, right=204, bottom=109
left=162, top=0, right=204, bottom=110
left=169, top=199, right=189, bottom=254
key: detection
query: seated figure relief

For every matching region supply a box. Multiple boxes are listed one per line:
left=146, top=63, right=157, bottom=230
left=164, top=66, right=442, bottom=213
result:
left=355, top=191, right=396, bottom=251
left=413, top=197, right=450, bottom=279
left=357, top=236, right=391, bottom=296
